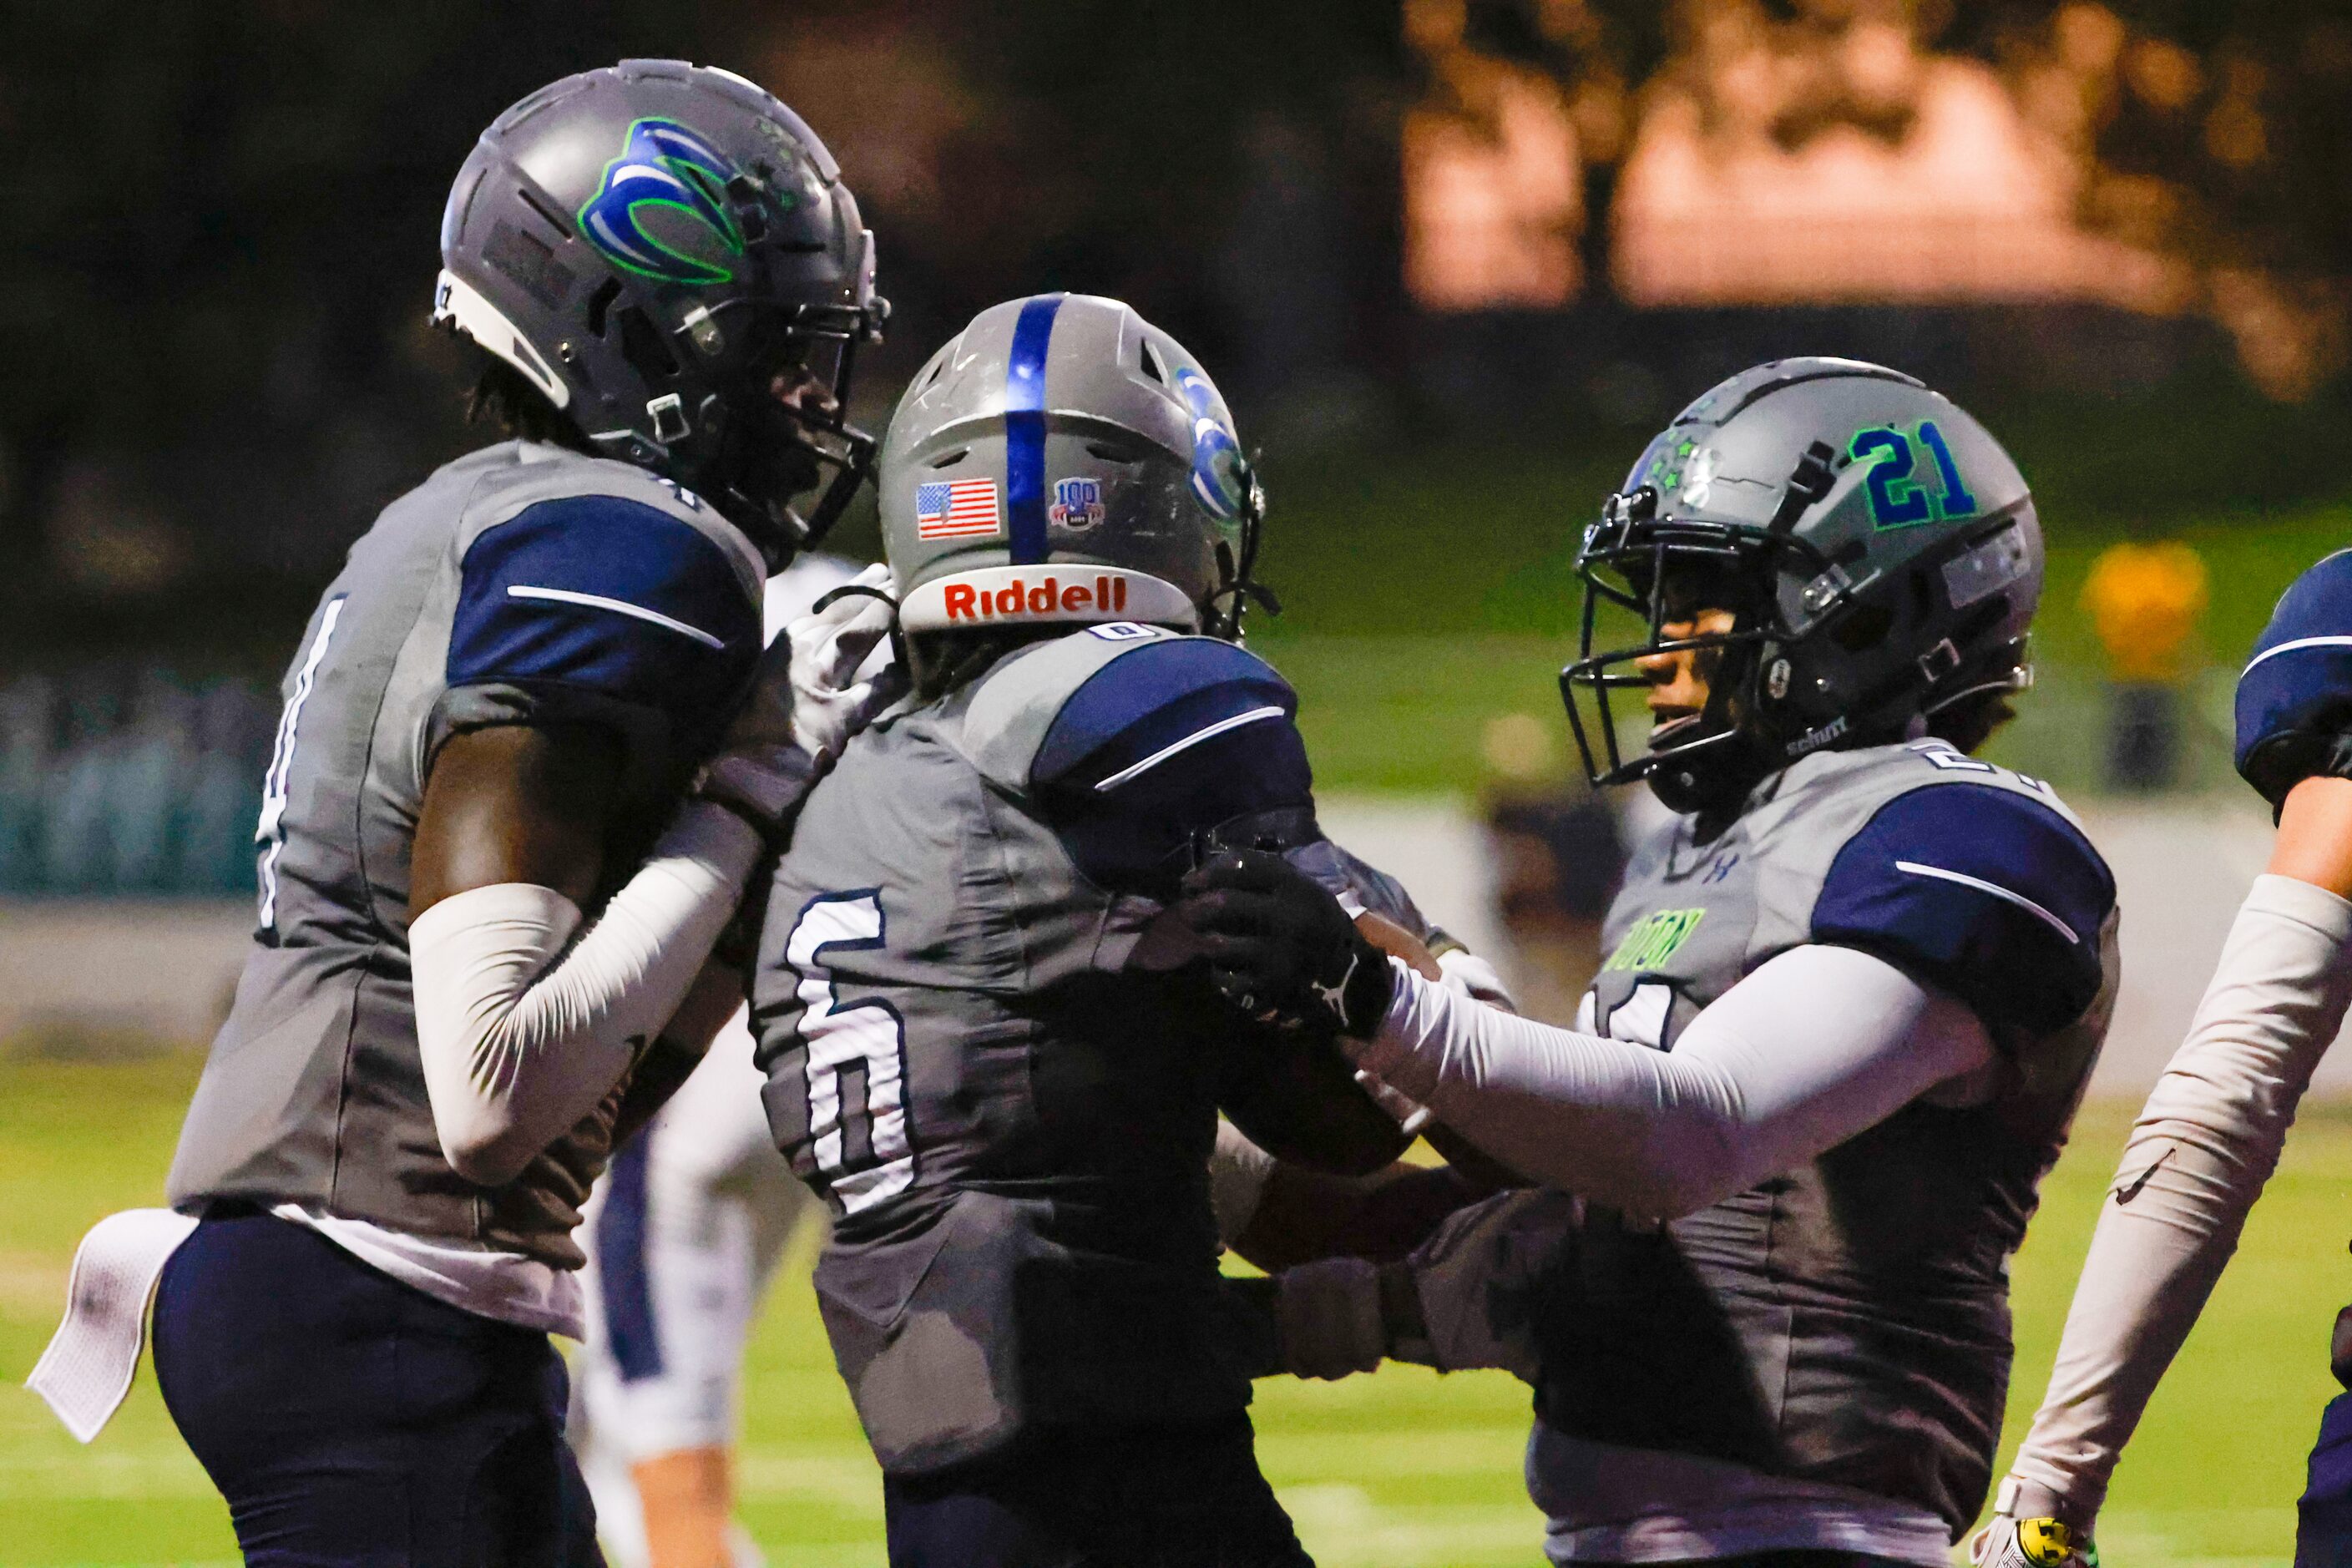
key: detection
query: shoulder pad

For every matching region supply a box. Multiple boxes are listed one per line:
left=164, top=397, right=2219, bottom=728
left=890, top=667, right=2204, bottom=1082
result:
left=438, top=488, right=762, bottom=779
left=1812, top=780, right=2114, bottom=1035
left=2238, top=550, right=2352, bottom=808
left=469, top=447, right=766, bottom=590
left=961, top=625, right=1293, bottom=792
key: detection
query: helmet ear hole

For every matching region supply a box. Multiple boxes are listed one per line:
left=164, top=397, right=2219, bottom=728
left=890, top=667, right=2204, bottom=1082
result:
left=1829, top=604, right=1893, bottom=653
left=586, top=279, right=620, bottom=339
left=617, top=306, right=680, bottom=382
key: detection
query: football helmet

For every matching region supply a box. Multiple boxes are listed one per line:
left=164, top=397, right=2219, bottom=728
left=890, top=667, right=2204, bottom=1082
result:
left=878, top=293, right=1269, bottom=640
left=433, top=59, right=888, bottom=564
left=1562, top=358, right=2041, bottom=812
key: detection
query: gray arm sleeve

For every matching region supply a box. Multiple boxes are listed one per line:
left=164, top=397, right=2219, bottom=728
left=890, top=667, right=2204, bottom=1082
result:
left=2003, top=873, right=2352, bottom=1527
left=1344, top=943, right=1994, bottom=1219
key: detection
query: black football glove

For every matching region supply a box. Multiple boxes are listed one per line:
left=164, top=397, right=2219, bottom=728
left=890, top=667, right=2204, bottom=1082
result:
left=1176, top=849, right=1393, bottom=1037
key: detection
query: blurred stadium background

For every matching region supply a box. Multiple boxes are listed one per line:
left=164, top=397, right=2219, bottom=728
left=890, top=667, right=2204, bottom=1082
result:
left=8, top=1, right=2352, bottom=1562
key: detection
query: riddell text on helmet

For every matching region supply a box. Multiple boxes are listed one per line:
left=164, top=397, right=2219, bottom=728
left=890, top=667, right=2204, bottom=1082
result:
left=943, top=574, right=1130, bottom=621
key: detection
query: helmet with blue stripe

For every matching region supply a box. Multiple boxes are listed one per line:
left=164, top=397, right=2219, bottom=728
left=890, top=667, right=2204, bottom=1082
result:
left=2237, top=549, right=2352, bottom=810
left=878, top=294, right=1267, bottom=641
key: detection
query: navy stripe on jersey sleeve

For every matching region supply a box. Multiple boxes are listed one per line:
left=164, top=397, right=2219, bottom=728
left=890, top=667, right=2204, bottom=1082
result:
left=1810, top=784, right=2113, bottom=1036
left=1033, top=639, right=1312, bottom=897
left=435, top=495, right=760, bottom=782
left=2237, top=549, right=2352, bottom=807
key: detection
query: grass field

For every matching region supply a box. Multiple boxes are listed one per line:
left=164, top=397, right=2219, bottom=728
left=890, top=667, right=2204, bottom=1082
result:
left=2, top=1052, right=2347, bottom=1566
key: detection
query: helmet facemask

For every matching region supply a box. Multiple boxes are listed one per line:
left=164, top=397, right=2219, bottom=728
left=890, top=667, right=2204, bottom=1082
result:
left=1199, top=458, right=1277, bottom=643
left=640, top=295, right=886, bottom=569
left=1561, top=484, right=1834, bottom=814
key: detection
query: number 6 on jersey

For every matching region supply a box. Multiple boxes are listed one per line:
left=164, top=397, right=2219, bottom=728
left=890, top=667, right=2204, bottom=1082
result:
left=776, top=891, right=916, bottom=1216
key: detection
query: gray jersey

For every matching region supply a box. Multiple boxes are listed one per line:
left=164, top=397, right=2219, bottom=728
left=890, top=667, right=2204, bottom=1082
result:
left=752, top=621, right=1380, bottom=1473
left=167, top=442, right=763, bottom=1269
left=1534, top=741, right=2117, bottom=1537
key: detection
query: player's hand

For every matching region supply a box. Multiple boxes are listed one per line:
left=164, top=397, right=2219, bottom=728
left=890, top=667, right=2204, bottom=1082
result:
left=1275, top=1257, right=1388, bottom=1379
left=1177, top=849, right=1393, bottom=1037
left=698, top=564, right=902, bottom=832
left=786, top=563, right=903, bottom=761
left=1969, top=1515, right=2097, bottom=1568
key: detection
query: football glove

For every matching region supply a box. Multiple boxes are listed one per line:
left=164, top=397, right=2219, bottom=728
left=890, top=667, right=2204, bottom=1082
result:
left=1969, top=1515, right=2097, bottom=1568
left=1176, top=849, right=1393, bottom=1036
left=1393, top=1187, right=1567, bottom=1379
left=697, top=563, right=903, bottom=835
left=1274, top=1257, right=1389, bottom=1380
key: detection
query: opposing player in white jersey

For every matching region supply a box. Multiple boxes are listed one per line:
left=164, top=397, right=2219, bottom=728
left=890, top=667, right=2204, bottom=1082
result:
left=1184, top=359, right=2120, bottom=1567
left=1981, top=550, right=2352, bottom=1568
left=569, top=554, right=858, bottom=1568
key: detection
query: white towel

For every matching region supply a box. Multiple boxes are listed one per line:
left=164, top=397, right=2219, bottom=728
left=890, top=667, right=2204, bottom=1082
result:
left=26, top=1208, right=199, bottom=1442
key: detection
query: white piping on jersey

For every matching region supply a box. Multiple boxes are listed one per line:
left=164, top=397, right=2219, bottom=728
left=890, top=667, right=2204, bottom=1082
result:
left=2241, top=634, right=2352, bottom=676
left=503, top=585, right=726, bottom=650
left=1894, top=860, right=2080, bottom=945
left=1093, top=706, right=1288, bottom=792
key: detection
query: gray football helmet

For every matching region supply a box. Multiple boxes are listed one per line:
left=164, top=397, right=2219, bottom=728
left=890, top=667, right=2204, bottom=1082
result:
left=878, top=294, right=1267, bottom=639
left=1563, top=358, right=2041, bottom=812
left=432, top=59, right=888, bottom=562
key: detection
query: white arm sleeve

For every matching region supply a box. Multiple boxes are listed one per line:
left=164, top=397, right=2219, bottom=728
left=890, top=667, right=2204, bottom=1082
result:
left=1208, top=1118, right=1281, bottom=1248
left=409, top=799, right=762, bottom=1187
left=1345, top=943, right=1995, bottom=1218
left=2003, top=873, right=2352, bottom=1526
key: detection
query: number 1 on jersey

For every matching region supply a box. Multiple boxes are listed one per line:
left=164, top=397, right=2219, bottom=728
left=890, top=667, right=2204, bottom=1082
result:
left=255, top=594, right=347, bottom=938
left=782, top=891, right=916, bottom=1215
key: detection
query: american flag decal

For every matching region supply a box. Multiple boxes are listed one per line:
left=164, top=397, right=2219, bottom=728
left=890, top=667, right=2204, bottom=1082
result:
left=915, top=478, right=1001, bottom=540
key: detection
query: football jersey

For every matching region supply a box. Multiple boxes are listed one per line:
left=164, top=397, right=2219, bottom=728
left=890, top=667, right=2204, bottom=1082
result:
left=750, top=622, right=1397, bottom=1473
left=2237, top=547, right=2352, bottom=807
left=167, top=441, right=764, bottom=1270
left=1532, top=740, right=2118, bottom=1541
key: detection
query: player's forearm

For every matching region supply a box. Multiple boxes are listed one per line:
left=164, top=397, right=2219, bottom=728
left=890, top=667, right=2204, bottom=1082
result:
left=2006, top=873, right=2352, bottom=1525
left=412, top=800, right=762, bottom=1186
left=1345, top=943, right=1992, bottom=1217
left=608, top=966, right=748, bottom=1151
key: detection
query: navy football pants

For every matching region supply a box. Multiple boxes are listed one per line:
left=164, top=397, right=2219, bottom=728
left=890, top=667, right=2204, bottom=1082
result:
left=882, top=1414, right=1311, bottom=1568
left=2300, top=1393, right=2352, bottom=1567
left=151, top=1211, right=601, bottom=1567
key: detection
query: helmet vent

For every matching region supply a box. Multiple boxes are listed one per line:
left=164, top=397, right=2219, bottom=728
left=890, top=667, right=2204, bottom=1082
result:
left=726, top=175, right=770, bottom=241
left=586, top=278, right=620, bottom=339
left=1138, top=340, right=1167, bottom=384
left=514, top=185, right=573, bottom=238
left=926, top=448, right=969, bottom=469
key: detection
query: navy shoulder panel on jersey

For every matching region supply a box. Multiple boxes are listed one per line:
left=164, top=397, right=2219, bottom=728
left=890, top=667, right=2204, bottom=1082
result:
left=1031, top=637, right=1311, bottom=897
left=438, top=494, right=760, bottom=777
left=2236, top=549, right=2352, bottom=808
left=1811, top=782, right=2113, bottom=1035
